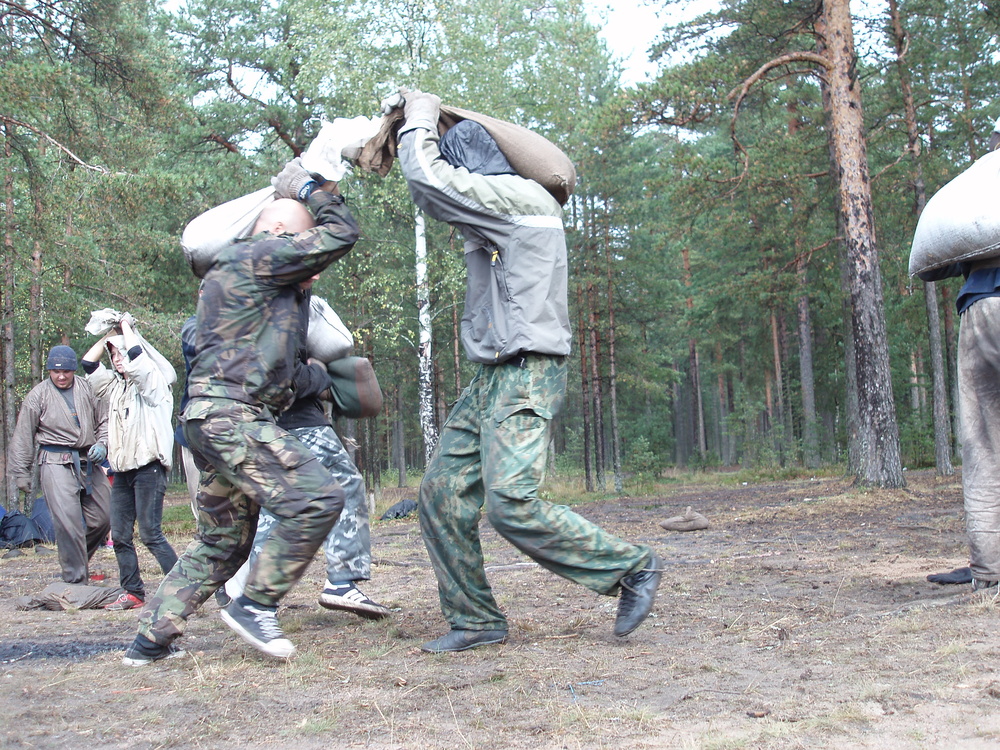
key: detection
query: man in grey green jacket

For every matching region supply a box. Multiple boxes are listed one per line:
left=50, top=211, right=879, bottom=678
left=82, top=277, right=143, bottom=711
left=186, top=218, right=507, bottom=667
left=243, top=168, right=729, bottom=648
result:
left=394, top=91, right=663, bottom=653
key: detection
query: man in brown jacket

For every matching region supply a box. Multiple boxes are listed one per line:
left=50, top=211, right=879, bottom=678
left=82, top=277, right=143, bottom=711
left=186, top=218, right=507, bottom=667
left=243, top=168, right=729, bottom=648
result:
left=8, top=345, right=111, bottom=584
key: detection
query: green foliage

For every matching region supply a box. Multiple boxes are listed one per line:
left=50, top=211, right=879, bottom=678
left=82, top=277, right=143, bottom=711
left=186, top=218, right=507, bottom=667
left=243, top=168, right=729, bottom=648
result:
left=2, top=0, right=988, bottom=492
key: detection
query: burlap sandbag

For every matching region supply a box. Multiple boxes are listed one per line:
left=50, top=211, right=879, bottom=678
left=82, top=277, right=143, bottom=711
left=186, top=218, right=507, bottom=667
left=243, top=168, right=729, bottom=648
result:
left=358, top=105, right=577, bottom=206
left=307, top=295, right=354, bottom=364
left=181, top=186, right=276, bottom=279
left=327, top=356, right=382, bottom=418
left=909, top=149, right=1000, bottom=278
left=85, top=308, right=177, bottom=386
left=181, top=120, right=378, bottom=279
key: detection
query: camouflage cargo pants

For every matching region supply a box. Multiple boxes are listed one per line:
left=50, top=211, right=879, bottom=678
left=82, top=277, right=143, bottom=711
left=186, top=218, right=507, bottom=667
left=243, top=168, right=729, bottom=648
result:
left=240, top=424, right=371, bottom=585
left=419, top=354, right=652, bottom=631
left=137, top=399, right=344, bottom=646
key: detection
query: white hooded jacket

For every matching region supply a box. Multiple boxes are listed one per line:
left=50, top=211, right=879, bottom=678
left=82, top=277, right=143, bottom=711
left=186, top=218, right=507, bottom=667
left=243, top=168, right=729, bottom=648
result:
left=85, top=337, right=174, bottom=472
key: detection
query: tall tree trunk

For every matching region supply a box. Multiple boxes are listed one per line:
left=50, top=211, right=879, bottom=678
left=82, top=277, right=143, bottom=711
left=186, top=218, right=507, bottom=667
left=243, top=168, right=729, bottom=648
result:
left=797, top=253, right=821, bottom=469
left=681, top=247, right=706, bottom=460
left=1, top=123, right=17, bottom=509
left=770, top=309, right=787, bottom=464
left=451, top=287, right=462, bottom=397
left=414, top=211, right=438, bottom=465
left=815, top=11, right=861, bottom=475
left=393, top=385, right=407, bottom=488
left=823, top=0, right=904, bottom=487
left=940, top=285, right=961, bottom=456
left=604, top=226, right=623, bottom=494
left=888, top=0, right=953, bottom=475
left=908, top=350, right=921, bottom=415
left=576, top=286, right=594, bottom=491
left=587, top=283, right=606, bottom=492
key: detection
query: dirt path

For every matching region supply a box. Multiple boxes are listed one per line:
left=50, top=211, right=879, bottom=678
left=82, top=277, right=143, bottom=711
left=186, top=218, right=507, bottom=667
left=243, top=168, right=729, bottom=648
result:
left=2, top=469, right=997, bottom=749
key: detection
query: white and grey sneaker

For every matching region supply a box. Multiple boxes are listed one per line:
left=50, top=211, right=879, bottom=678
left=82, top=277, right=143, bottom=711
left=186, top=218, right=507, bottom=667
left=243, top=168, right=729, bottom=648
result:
left=318, top=582, right=390, bottom=620
left=221, top=598, right=296, bottom=660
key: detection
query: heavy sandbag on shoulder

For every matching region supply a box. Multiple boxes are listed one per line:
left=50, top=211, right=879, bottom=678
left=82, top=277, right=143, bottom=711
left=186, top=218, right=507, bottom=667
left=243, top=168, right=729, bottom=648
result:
left=358, top=105, right=577, bottom=206
left=909, top=150, right=1000, bottom=278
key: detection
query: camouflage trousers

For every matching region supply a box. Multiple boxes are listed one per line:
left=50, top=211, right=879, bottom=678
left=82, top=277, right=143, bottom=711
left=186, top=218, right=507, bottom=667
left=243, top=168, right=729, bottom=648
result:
left=237, top=424, right=371, bottom=587
left=137, top=399, right=343, bottom=646
left=419, top=354, right=652, bottom=631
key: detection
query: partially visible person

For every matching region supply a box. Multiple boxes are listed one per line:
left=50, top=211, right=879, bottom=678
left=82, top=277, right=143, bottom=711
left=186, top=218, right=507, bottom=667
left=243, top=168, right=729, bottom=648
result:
left=122, top=164, right=359, bottom=667
left=176, top=310, right=200, bottom=518
left=82, top=316, right=178, bottom=611
left=225, top=277, right=388, bottom=620
left=8, top=345, right=111, bottom=584
left=393, top=91, right=663, bottom=653
left=922, top=120, right=1000, bottom=593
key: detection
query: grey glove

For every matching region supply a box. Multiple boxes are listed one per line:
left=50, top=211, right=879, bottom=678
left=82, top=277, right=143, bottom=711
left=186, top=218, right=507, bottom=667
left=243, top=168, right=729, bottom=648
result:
left=400, top=90, right=441, bottom=135
left=272, top=157, right=319, bottom=201
left=87, top=443, right=107, bottom=464
left=15, top=477, right=30, bottom=493
left=380, top=91, right=406, bottom=115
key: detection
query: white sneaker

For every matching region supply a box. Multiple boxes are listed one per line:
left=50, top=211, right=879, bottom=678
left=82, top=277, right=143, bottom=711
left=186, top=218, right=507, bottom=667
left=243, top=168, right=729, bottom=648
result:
left=318, top=582, right=390, bottom=620
left=220, top=599, right=296, bottom=660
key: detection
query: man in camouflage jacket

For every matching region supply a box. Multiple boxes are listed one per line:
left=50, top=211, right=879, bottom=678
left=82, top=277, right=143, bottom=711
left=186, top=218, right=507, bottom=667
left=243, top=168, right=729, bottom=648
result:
left=124, top=169, right=359, bottom=666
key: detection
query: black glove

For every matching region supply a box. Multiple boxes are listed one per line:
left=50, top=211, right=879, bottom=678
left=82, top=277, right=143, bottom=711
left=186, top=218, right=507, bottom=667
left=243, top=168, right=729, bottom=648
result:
left=272, top=157, right=320, bottom=201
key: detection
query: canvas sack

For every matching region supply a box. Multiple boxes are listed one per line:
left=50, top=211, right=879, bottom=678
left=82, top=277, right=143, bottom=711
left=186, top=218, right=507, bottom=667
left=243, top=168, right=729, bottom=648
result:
left=909, top=149, right=1000, bottom=278
left=358, top=105, right=577, bottom=205
left=181, top=118, right=380, bottom=279
left=327, top=356, right=382, bottom=418
left=85, top=308, right=177, bottom=386
left=181, top=186, right=276, bottom=279
left=307, top=296, right=354, bottom=364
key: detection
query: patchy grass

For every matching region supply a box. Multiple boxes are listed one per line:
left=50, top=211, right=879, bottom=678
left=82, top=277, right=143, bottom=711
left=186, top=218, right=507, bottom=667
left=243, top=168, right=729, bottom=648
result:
left=1, top=469, right=995, bottom=749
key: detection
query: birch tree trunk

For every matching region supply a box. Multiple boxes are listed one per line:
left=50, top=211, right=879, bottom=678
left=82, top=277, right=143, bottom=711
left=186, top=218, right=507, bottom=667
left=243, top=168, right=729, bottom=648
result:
left=414, top=211, right=438, bottom=465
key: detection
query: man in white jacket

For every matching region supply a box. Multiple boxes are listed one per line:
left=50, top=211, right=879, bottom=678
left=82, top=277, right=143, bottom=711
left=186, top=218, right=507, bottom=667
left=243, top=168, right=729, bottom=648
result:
left=83, top=316, right=178, bottom=610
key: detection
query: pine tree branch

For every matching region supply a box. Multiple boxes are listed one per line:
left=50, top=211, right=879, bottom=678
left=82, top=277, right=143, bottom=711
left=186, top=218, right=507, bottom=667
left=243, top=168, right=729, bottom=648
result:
left=0, top=115, right=124, bottom=175
left=725, top=52, right=833, bottom=194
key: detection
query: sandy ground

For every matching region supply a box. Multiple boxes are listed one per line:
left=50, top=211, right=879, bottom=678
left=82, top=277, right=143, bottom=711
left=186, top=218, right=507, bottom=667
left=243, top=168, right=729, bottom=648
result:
left=1, top=469, right=998, bottom=749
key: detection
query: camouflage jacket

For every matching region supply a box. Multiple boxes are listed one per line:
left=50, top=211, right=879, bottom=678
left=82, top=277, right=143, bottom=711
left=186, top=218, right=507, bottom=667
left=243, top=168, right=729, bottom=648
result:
left=186, top=190, right=359, bottom=414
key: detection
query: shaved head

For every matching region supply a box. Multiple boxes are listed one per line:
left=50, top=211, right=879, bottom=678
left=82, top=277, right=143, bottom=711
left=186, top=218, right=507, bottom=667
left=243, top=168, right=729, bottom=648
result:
left=253, top=198, right=316, bottom=236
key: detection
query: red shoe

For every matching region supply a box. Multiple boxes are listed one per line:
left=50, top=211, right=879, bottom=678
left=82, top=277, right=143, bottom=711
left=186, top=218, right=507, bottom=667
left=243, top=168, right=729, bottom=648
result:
left=105, top=592, right=144, bottom=611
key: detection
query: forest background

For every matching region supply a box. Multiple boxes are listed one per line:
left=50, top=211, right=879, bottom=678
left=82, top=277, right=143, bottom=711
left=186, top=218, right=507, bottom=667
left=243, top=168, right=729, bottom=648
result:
left=1, top=0, right=995, bottom=510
